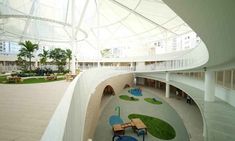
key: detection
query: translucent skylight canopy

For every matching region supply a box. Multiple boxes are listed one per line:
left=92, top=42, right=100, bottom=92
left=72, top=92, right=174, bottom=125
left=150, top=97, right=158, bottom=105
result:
left=0, top=0, right=195, bottom=58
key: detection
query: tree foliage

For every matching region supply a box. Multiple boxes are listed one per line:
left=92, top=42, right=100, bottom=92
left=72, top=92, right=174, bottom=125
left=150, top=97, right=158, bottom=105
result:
left=38, top=49, right=49, bottom=67
left=49, top=48, right=67, bottom=72
left=17, top=40, right=38, bottom=71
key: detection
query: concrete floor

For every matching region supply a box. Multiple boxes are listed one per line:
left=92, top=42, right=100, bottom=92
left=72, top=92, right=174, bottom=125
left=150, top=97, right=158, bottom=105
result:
left=144, top=87, right=203, bottom=141
left=0, top=81, right=70, bottom=141
left=94, top=87, right=194, bottom=141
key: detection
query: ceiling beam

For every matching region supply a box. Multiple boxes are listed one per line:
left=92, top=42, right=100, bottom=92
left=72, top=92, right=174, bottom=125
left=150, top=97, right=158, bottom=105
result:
left=74, top=0, right=90, bottom=37
left=20, top=0, right=37, bottom=42
left=109, top=0, right=178, bottom=35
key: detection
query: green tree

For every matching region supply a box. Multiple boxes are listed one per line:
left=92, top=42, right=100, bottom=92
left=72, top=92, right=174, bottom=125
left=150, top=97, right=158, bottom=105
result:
left=49, top=48, right=67, bottom=72
left=16, top=56, right=28, bottom=71
left=65, top=49, right=72, bottom=71
left=38, top=49, right=49, bottom=68
left=18, top=40, right=39, bottom=71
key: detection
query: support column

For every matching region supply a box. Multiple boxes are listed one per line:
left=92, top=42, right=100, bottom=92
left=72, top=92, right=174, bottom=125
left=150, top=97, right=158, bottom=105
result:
left=71, top=0, right=76, bottom=74
left=165, top=72, right=170, bottom=98
left=204, top=70, right=215, bottom=102
left=71, top=41, right=76, bottom=74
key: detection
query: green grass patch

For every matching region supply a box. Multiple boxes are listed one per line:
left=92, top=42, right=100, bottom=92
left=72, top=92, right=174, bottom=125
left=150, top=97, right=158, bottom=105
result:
left=144, top=98, right=162, bottom=105
left=128, top=114, right=176, bottom=140
left=119, top=95, right=139, bottom=101
left=0, top=76, right=65, bottom=84
left=0, top=76, right=7, bottom=83
left=21, top=77, right=65, bottom=84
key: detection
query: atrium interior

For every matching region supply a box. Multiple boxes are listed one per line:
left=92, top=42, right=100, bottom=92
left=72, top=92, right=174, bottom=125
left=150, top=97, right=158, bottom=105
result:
left=0, top=0, right=235, bottom=141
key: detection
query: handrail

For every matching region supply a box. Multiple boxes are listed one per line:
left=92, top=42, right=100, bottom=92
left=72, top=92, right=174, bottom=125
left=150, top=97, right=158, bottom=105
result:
left=136, top=40, right=208, bottom=72
left=79, top=41, right=208, bottom=73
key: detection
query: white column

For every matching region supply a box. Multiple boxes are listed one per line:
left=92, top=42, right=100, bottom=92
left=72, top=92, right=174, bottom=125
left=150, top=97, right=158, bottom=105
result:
left=71, top=41, right=76, bottom=74
left=204, top=70, right=215, bottom=102
left=71, top=0, right=76, bottom=74
left=166, top=72, right=170, bottom=98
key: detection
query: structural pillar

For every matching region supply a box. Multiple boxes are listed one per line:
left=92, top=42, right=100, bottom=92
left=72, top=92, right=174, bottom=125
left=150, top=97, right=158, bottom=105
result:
left=71, top=41, right=76, bottom=74
left=165, top=72, right=170, bottom=98
left=71, top=0, right=76, bottom=74
left=204, top=70, right=215, bottom=102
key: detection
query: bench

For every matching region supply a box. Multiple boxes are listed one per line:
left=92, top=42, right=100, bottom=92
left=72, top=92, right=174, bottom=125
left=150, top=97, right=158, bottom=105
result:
left=45, top=75, right=57, bottom=80
left=7, top=76, right=22, bottom=83
left=113, top=124, right=125, bottom=135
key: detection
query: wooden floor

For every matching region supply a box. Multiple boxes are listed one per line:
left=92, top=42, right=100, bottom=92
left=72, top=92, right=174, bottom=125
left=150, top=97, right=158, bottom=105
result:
left=0, top=81, right=70, bottom=141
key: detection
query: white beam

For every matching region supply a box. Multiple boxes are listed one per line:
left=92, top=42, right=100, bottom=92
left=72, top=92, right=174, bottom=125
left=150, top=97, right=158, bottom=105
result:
left=75, top=0, right=90, bottom=37
left=110, top=0, right=178, bottom=35
left=20, top=0, right=37, bottom=41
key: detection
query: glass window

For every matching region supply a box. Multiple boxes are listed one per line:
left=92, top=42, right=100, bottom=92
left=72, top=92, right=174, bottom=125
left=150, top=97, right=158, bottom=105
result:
left=216, top=71, right=223, bottom=85
left=224, top=70, right=232, bottom=88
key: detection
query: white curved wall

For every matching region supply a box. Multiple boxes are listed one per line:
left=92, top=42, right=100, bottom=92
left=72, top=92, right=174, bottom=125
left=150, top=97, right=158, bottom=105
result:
left=83, top=73, right=133, bottom=141
left=41, top=68, right=133, bottom=141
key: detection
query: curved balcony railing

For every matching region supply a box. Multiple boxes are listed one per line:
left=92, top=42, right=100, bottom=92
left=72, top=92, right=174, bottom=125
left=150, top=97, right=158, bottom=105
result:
left=78, top=39, right=208, bottom=73
left=137, top=40, right=208, bottom=72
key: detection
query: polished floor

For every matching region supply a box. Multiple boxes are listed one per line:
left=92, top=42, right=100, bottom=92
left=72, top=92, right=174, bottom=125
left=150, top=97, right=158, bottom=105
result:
left=0, top=81, right=70, bottom=141
left=93, top=87, right=199, bottom=141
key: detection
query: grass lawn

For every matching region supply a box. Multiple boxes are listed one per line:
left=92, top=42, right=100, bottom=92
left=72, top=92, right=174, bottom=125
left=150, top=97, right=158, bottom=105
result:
left=0, top=76, right=65, bottom=84
left=0, top=76, right=7, bottom=83
left=21, top=77, right=65, bottom=84
left=128, top=114, right=176, bottom=140
left=144, top=98, right=162, bottom=105
left=119, top=95, right=139, bottom=101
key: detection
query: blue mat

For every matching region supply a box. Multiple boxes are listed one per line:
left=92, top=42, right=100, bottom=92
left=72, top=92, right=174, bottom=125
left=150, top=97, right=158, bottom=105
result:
left=128, top=88, right=142, bottom=96
left=116, top=136, right=138, bottom=141
left=109, top=115, right=123, bottom=126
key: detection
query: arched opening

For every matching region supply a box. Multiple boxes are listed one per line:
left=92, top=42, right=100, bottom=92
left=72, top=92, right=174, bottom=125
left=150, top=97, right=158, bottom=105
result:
left=123, top=84, right=130, bottom=89
left=100, top=85, right=115, bottom=107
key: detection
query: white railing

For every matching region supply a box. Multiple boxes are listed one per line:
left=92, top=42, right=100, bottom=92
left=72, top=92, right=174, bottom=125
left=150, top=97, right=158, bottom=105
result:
left=78, top=40, right=208, bottom=73
left=137, top=40, right=208, bottom=72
